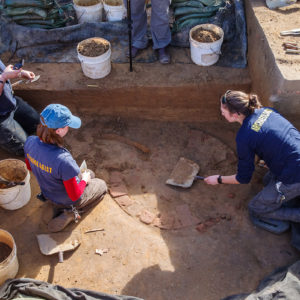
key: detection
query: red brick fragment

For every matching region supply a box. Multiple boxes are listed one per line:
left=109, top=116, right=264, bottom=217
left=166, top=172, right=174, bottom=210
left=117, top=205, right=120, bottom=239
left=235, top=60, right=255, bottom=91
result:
left=139, top=209, right=155, bottom=224
left=196, top=223, right=207, bottom=233
left=109, top=182, right=128, bottom=198
left=115, top=195, right=134, bottom=207
left=153, top=213, right=175, bottom=230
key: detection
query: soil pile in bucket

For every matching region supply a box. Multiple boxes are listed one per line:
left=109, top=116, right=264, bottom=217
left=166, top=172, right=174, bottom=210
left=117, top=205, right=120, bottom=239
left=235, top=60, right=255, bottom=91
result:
left=0, top=242, right=11, bottom=262
left=78, top=38, right=110, bottom=57
left=74, top=0, right=101, bottom=6
left=105, top=0, right=123, bottom=5
left=192, top=28, right=220, bottom=43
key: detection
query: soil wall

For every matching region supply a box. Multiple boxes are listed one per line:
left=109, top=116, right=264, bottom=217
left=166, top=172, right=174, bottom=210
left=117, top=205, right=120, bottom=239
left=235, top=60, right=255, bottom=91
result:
left=14, top=63, right=251, bottom=122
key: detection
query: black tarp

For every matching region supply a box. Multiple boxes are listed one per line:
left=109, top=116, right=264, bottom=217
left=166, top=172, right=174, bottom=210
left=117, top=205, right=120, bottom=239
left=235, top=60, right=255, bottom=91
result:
left=0, top=278, right=143, bottom=300
left=222, top=260, right=300, bottom=300
left=0, top=0, right=247, bottom=68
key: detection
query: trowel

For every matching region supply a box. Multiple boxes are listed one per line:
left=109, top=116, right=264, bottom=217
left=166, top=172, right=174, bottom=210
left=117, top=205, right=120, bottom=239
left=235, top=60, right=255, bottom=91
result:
left=80, top=160, right=87, bottom=173
left=166, top=157, right=204, bottom=188
left=36, top=232, right=81, bottom=263
left=11, top=74, right=40, bottom=87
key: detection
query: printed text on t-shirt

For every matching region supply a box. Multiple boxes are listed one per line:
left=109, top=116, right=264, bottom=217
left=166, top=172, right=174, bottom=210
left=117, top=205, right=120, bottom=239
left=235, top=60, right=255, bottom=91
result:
left=251, top=109, right=273, bottom=132
left=27, top=153, right=52, bottom=173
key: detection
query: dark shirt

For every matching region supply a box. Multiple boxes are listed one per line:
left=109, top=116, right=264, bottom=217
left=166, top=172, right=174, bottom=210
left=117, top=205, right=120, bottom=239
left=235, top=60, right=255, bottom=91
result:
left=0, top=60, right=16, bottom=120
left=236, top=107, right=300, bottom=184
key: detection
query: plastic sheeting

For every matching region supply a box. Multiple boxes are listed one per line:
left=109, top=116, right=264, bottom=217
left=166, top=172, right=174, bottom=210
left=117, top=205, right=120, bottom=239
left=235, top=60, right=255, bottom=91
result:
left=222, top=260, right=300, bottom=300
left=0, top=278, right=144, bottom=300
left=0, top=0, right=247, bottom=68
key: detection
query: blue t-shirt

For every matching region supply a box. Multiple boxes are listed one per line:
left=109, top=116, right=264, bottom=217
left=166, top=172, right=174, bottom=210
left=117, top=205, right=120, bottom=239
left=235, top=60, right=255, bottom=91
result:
left=24, top=136, right=80, bottom=206
left=0, top=60, right=16, bottom=119
left=236, top=107, right=300, bottom=184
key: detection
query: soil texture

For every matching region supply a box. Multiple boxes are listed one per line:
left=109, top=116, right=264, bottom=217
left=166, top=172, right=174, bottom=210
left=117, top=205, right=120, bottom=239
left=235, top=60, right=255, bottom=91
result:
left=78, top=38, right=110, bottom=57
left=0, top=242, right=12, bottom=262
left=0, top=117, right=298, bottom=300
left=192, top=28, right=220, bottom=43
left=74, top=0, right=101, bottom=6
left=105, top=0, right=123, bottom=5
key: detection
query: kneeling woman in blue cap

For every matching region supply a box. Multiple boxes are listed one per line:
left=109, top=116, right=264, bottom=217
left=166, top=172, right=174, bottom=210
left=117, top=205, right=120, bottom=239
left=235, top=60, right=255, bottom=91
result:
left=24, top=104, right=107, bottom=232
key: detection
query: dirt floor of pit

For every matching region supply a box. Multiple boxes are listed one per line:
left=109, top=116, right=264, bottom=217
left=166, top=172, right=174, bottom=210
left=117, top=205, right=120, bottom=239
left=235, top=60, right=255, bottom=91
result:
left=1, top=116, right=299, bottom=300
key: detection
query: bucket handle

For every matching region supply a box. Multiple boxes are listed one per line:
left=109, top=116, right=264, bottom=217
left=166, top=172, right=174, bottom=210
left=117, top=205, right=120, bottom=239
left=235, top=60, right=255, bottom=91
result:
left=77, top=10, right=86, bottom=23
left=209, top=47, right=222, bottom=56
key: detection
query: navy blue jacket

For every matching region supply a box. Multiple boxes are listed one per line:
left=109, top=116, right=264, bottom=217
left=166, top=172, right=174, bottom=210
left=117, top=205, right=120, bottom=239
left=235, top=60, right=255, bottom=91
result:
left=236, top=107, right=300, bottom=184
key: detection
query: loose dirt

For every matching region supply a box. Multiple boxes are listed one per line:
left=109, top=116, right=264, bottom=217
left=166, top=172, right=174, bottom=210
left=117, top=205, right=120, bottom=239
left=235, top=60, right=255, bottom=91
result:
left=0, top=242, right=11, bottom=262
left=78, top=38, right=110, bottom=57
left=192, top=28, right=221, bottom=43
left=104, top=0, right=123, bottom=5
left=74, top=0, right=101, bottom=6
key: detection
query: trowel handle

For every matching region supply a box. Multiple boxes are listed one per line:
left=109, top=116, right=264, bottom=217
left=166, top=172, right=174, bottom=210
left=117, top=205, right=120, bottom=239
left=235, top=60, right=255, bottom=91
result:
left=195, top=175, right=205, bottom=180
left=58, top=251, right=64, bottom=263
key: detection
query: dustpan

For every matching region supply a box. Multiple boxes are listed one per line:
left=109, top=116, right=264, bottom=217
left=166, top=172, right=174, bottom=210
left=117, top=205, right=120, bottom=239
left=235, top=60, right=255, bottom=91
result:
left=166, top=157, right=204, bottom=188
left=36, top=232, right=81, bottom=263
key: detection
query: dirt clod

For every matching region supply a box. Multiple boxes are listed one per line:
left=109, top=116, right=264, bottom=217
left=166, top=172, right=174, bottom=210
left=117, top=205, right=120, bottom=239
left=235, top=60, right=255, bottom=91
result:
left=0, top=242, right=11, bottom=262
left=192, top=28, right=220, bottom=43
left=78, top=38, right=110, bottom=57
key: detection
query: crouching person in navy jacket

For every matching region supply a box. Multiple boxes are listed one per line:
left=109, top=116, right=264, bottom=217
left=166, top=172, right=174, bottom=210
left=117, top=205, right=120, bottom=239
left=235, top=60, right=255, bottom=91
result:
left=205, top=90, right=300, bottom=233
left=24, top=104, right=107, bottom=232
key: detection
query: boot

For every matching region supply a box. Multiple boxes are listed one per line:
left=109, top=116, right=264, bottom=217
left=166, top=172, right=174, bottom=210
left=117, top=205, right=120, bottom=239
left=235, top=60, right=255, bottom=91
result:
left=158, top=47, right=170, bottom=64
left=126, top=46, right=142, bottom=58
left=47, top=210, right=75, bottom=232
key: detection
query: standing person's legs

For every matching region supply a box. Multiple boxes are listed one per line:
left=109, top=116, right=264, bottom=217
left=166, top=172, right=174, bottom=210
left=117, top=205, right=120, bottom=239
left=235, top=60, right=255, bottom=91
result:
left=150, top=0, right=171, bottom=50
left=14, top=96, right=40, bottom=135
left=124, top=0, right=148, bottom=50
left=0, top=111, right=27, bottom=156
left=249, top=177, right=300, bottom=223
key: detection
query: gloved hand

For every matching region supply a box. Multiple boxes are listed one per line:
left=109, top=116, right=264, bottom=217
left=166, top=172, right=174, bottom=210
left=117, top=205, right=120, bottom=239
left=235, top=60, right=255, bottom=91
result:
left=81, top=170, right=91, bottom=184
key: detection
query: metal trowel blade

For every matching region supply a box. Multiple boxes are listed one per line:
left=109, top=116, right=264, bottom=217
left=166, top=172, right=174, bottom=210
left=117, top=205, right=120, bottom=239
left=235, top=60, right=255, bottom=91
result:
left=80, top=160, right=87, bottom=172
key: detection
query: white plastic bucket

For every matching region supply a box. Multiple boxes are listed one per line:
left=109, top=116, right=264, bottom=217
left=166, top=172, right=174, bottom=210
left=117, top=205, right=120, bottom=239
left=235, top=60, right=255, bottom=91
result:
left=77, top=37, right=111, bottom=79
left=73, top=0, right=103, bottom=23
left=189, top=24, right=224, bottom=66
left=104, top=0, right=125, bottom=21
left=0, top=229, right=19, bottom=285
left=0, top=159, right=31, bottom=210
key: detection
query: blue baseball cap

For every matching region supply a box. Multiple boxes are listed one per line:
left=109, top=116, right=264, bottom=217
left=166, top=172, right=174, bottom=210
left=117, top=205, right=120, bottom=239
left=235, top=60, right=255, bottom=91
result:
left=40, top=104, right=81, bottom=129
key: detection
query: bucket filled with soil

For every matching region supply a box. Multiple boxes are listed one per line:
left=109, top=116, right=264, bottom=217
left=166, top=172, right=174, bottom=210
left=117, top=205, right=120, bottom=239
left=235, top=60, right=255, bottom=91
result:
left=0, top=229, right=19, bottom=285
left=77, top=37, right=111, bottom=79
left=0, top=159, right=31, bottom=210
left=73, top=0, right=103, bottom=23
left=104, top=0, right=125, bottom=22
left=189, top=24, right=224, bottom=66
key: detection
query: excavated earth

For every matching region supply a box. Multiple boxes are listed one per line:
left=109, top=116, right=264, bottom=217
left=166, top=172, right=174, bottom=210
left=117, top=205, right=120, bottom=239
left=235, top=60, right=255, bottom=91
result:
left=0, top=1, right=300, bottom=299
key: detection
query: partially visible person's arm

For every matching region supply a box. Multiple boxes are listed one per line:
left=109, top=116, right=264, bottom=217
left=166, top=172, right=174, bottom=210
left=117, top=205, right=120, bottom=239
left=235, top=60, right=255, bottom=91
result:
left=63, top=171, right=91, bottom=201
left=25, top=158, right=32, bottom=171
left=0, top=65, right=22, bottom=95
left=205, top=174, right=240, bottom=185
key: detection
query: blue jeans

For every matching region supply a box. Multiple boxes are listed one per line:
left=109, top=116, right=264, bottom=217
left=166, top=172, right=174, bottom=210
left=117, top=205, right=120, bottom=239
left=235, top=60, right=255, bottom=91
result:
left=249, top=172, right=300, bottom=223
left=0, top=97, right=39, bottom=156
left=124, top=0, right=171, bottom=49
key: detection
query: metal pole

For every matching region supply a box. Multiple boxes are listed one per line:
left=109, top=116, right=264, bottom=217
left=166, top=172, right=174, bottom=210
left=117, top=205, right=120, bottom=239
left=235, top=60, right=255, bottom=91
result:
left=127, top=0, right=133, bottom=72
